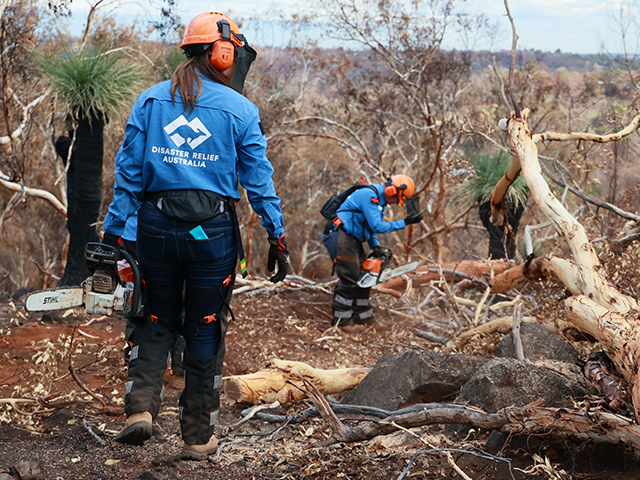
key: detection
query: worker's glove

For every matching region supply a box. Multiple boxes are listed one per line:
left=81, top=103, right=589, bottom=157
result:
left=267, top=235, right=289, bottom=283
left=370, top=246, right=390, bottom=262
left=102, top=232, right=121, bottom=250
left=404, top=212, right=424, bottom=225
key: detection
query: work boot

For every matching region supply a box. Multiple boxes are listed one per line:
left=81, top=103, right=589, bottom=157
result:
left=339, top=324, right=365, bottom=334
left=115, top=411, right=152, bottom=445
left=182, top=435, right=219, bottom=461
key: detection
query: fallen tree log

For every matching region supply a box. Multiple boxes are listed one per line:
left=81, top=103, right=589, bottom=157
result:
left=223, top=359, right=370, bottom=407
left=301, top=377, right=640, bottom=450
left=380, top=259, right=516, bottom=292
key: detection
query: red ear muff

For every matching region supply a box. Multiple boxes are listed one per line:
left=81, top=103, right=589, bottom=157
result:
left=209, top=18, right=236, bottom=71
left=384, top=184, right=398, bottom=197
left=210, top=40, right=235, bottom=70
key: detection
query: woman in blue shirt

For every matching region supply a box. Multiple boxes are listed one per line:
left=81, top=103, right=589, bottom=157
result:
left=102, top=12, right=289, bottom=460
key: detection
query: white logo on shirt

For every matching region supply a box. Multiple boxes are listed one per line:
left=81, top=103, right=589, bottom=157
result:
left=164, top=115, right=211, bottom=149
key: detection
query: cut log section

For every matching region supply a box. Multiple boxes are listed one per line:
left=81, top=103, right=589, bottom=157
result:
left=379, top=259, right=516, bottom=292
left=223, top=359, right=371, bottom=407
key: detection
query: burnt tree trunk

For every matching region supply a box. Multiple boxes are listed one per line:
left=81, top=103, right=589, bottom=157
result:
left=58, top=115, right=103, bottom=286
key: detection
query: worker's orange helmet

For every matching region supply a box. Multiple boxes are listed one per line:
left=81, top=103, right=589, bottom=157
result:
left=384, top=174, right=415, bottom=207
left=181, top=12, right=244, bottom=71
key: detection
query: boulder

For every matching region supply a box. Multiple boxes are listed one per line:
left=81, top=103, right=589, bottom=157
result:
left=496, top=322, right=578, bottom=364
left=456, top=357, right=594, bottom=413
left=341, top=350, right=489, bottom=410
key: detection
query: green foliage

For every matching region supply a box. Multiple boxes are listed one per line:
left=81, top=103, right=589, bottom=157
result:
left=156, top=47, right=184, bottom=81
left=40, top=47, right=146, bottom=123
left=451, top=154, right=529, bottom=209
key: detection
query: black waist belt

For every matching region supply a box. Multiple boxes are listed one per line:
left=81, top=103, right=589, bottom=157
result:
left=143, top=190, right=247, bottom=278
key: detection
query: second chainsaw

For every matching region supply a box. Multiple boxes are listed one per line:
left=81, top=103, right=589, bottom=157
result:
left=25, top=242, right=142, bottom=318
left=357, top=246, right=418, bottom=288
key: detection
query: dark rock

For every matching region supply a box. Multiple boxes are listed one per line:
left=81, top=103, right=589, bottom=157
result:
left=14, top=461, right=46, bottom=480
left=230, top=460, right=247, bottom=469
left=341, top=350, right=489, bottom=410
left=150, top=455, right=178, bottom=468
left=41, top=408, right=74, bottom=429
left=448, top=357, right=594, bottom=438
left=0, top=291, right=11, bottom=303
left=496, top=322, right=578, bottom=364
left=457, top=357, right=593, bottom=412
left=484, top=430, right=508, bottom=455
left=138, top=472, right=167, bottom=480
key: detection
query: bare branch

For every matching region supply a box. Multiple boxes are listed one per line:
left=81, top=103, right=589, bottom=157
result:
left=533, top=113, right=640, bottom=144
left=539, top=161, right=640, bottom=222
left=503, top=0, right=521, bottom=118
left=0, top=90, right=49, bottom=145
left=0, top=173, right=67, bottom=216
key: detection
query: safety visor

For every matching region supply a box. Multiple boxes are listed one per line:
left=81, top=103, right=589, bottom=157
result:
left=230, top=33, right=257, bottom=94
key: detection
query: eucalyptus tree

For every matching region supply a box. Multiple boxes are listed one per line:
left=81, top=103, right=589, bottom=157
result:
left=41, top=48, right=145, bottom=285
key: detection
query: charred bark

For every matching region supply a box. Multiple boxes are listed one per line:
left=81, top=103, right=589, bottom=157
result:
left=58, top=115, right=103, bottom=286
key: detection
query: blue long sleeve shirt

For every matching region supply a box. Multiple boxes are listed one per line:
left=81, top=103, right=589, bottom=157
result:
left=103, top=74, right=285, bottom=239
left=336, top=184, right=406, bottom=247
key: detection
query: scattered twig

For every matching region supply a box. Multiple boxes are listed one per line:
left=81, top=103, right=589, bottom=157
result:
left=413, top=329, right=449, bottom=344
left=474, top=287, right=491, bottom=326
left=233, top=401, right=281, bottom=429
left=68, top=365, right=106, bottom=407
left=0, top=398, right=52, bottom=415
left=82, top=418, right=105, bottom=445
left=512, top=302, right=527, bottom=362
left=397, top=448, right=515, bottom=480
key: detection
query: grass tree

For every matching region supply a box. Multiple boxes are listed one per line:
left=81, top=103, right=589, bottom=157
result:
left=41, top=48, right=145, bottom=285
left=452, top=154, right=529, bottom=260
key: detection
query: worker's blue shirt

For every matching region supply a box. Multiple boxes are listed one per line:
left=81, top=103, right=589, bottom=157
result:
left=336, top=184, right=406, bottom=247
left=121, top=213, right=137, bottom=242
left=103, top=74, right=285, bottom=238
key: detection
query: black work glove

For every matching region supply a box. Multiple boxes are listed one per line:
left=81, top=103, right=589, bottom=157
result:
left=370, top=246, right=389, bottom=260
left=404, top=212, right=424, bottom=225
left=267, top=235, right=289, bottom=283
left=102, top=232, right=121, bottom=249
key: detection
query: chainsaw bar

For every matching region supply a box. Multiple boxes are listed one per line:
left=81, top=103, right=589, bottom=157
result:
left=378, top=261, right=419, bottom=283
left=25, top=288, right=84, bottom=312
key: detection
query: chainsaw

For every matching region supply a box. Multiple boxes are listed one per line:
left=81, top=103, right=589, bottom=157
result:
left=25, top=242, right=142, bottom=318
left=357, top=246, right=419, bottom=288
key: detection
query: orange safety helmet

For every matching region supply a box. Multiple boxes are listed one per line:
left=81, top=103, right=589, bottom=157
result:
left=384, top=174, right=415, bottom=207
left=181, top=12, right=245, bottom=71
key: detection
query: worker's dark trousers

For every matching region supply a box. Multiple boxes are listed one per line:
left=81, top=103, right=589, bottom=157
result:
left=323, top=228, right=373, bottom=326
left=125, top=201, right=236, bottom=445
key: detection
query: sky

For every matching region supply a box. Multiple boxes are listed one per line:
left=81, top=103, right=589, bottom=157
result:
left=62, top=0, right=632, bottom=54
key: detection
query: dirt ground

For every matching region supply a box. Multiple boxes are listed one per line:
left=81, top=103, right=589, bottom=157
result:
left=0, top=278, right=639, bottom=480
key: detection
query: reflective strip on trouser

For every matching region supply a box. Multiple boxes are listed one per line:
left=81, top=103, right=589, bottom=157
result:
left=124, top=327, right=177, bottom=418
left=332, top=283, right=356, bottom=326
left=179, top=350, right=223, bottom=444
left=352, top=285, right=373, bottom=323
left=332, top=230, right=368, bottom=326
